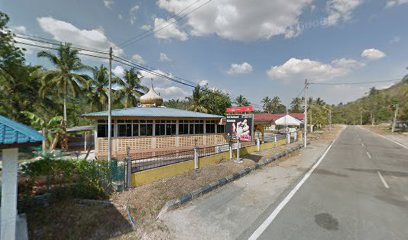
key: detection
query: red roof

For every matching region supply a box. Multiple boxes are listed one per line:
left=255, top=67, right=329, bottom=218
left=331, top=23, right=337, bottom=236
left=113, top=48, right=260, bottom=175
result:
left=254, top=113, right=304, bottom=123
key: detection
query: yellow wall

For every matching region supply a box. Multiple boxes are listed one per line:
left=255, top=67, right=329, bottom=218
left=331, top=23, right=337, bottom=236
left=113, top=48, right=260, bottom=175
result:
left=131, top=133, right=301, bottom=187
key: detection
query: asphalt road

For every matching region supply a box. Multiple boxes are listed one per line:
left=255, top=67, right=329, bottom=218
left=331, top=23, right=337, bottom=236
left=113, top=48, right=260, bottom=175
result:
left=252, top=126, right=408, bottom=240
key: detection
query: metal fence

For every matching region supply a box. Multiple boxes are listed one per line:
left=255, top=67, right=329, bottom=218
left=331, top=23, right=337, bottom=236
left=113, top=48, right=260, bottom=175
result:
left=128, top=132, right=303, bottom=174
left=130, top=149, right=194, bottom=172
left=129, top=140, right=259, bottom=173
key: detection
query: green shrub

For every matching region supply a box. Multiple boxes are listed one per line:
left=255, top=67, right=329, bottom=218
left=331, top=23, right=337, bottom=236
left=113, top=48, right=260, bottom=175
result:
left=19, top=151, right=115, bottom=207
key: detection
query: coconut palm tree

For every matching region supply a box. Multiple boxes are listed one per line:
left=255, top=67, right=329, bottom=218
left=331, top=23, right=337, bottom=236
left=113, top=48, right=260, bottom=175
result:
left=234, top=95, right=250, bottom=107
left=37, top=43, right=90, bottom=124
left=270, top=96, right=286, bottom=113
left=261, top=96, right=272, bottom=113
left=186, top=85, right=208, bottom=113
left=115, top=67, right=148, bottom=108
left=290, top=97, right=303, bottom=112
left=87, top=65, right=109, bottom=111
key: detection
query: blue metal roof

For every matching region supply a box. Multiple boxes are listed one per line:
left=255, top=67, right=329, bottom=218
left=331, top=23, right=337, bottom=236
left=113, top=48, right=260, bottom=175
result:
left=83, top=107, right=224, bottom=119
left=0, top=115, right=43, bottom=147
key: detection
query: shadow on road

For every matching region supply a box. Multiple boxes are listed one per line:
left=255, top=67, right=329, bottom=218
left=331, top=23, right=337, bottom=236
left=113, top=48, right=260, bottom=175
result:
left=345, top=168, right=408, bottom=178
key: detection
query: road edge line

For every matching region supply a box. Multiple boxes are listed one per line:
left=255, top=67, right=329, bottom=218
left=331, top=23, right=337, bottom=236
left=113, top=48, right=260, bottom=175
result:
left=248, top=128, right=344, bottom=240
left=359, top=126, right=408, bottom=150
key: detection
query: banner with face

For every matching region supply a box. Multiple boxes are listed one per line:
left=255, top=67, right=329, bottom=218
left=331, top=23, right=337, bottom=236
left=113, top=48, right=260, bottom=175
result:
left=225, top=114, right=253, bottom=142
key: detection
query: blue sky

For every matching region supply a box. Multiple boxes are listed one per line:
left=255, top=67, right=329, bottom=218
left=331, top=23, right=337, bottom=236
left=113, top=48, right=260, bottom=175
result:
left=2, top=0, right=408, bottom=108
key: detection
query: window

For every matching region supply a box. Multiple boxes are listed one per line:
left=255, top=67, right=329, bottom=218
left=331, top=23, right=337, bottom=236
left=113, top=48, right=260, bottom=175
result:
left=140, top=120, right=153, bottom=136
left=179, top=120, right=189, bottom=135
left=118, top=120, right=132, bottom=137
left=155, top=120, right=177, bottom=136
left=166, top=121, right=177, bottom=135
left=155, top=120, right=166, bottom=136
left=97, top=120, right=113, bottom=137
left=132, top=120, right=139, bottom=136
left=206, top=120, right=216, bottom=134
left=217, top=124, right=225, bottom=133
left=195, top=120, right=204, bottom=134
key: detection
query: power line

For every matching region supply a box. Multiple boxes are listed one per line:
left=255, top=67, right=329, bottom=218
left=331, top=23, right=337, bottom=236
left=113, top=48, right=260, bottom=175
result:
left=14, top=36, right=300, bottom=109
left=15, top=40, right=109, bottom=61
left=14, top=33, right=110, bottom=56
left=118, top=0, right=204, bottom=46
left=113, top=57, right=197, bottom=88
left=119, top=0, right=214, bottom=47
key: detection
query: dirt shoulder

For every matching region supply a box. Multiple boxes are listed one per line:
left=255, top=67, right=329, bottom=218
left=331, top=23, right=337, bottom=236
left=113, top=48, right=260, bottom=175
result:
left=362, top=125, right=408, bottom=147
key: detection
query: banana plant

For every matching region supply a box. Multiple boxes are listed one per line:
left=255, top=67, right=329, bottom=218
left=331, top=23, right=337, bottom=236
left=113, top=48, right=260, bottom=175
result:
left=21, top=111, right=64, bottom=151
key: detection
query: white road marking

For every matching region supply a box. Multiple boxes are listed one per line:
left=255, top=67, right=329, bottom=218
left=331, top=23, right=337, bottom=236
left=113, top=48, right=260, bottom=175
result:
left=377, top=171, right=390, bottom=189
left=361, top=143, right=365, bottom=147
left=359, top=126, right=408, bottom=150
left=248, top=130, right=343, bottom=240
left=366, top=151, right=372, bottom=159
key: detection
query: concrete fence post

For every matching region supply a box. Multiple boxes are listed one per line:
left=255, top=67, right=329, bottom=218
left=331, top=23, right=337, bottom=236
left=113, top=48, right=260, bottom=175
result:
left=256, top=138, right=260, bottom=151
left=126, top=157, right=132, bottom=189
left=286, top=133, right=291, bottom=144
left=126, top=146, right=132, bottom=189
left=235, top=140, right=242, bottom=163
left=194, top=146, right=199, bottom=170
left=229, top=143, right=233, bottom=160
left=274, top=135, right=277, bottom=142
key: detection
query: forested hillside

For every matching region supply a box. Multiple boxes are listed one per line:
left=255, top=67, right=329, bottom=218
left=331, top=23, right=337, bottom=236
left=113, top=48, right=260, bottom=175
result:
left=332, top=76, right=408, bottom=125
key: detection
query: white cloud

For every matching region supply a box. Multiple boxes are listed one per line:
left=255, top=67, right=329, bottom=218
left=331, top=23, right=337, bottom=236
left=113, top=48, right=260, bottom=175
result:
left=385, top=0, right=408, bottom=8
left=227, top=62, right=253, bottom=75
left=112, top=66, right=125, bottom=78
left=331, top=58, right=365, bottom=69
left=324, top=0, right=363, bottom=26
left=266, top=58, right=355, bottom=82
left=141, top=24, right=152, bottom=31
left=118, top=14, right=123, bottom=20
left=139, top=69, right=173, bottom=83
left=154, top=18, right=188, bottom=41
left=361, top=48, right=386, bottom=60
left=103, top=0, right=114, bottom=9
left=11, top=25, right=27, bottom=34
left=198, top=80, right=209, bottom=86
left=159, top=52, right=172, bottom=62
left=132, top=54, right=146, bottom=64
left=37, top=17, right=124, bottom=56
left=157, top=0, right=313, bottom=41
left=155, top=86, right=190, bottom=100
left=129, top=5, right=139, bottom=25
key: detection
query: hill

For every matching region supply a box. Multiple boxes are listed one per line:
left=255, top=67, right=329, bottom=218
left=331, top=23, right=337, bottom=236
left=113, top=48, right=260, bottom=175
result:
left=332, top=76, right=408, bottom=125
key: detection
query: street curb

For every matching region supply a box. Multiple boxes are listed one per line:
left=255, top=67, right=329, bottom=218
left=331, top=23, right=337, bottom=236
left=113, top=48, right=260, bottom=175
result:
left=157, top=143, right=304, bottom=219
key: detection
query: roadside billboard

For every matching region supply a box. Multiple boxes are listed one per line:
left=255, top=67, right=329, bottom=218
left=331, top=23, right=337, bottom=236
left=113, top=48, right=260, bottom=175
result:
left=225, top=114, right=254, bottom=142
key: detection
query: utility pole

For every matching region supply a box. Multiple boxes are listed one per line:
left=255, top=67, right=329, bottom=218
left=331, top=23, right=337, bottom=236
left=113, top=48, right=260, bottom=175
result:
left=329, top=109, right=332, bottom=131
left=303, top=79, right=308, bottom=148
left=108, top=47, right=113, bottom=164
left=360, top=111, right=363, bottom=125
left=391, top=103, right=399, bottom=133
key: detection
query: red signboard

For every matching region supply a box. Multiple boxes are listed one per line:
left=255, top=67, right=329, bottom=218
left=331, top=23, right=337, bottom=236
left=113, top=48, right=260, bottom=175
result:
left=226, top=106, right=254, bottom=113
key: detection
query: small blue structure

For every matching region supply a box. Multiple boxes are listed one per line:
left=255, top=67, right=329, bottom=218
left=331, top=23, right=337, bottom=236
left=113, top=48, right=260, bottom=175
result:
left=0, top=115, right=43, bottom=240
left=0, top=115, right=44, bottom=148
